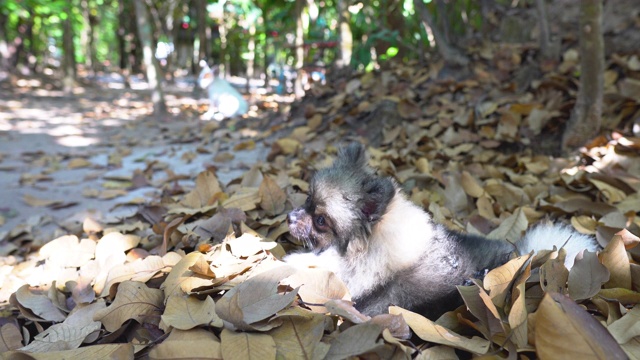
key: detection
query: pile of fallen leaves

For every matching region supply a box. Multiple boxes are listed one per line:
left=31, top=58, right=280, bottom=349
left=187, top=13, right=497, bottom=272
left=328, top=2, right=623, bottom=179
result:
left=1, top=41, right=640, bottom=358
left=2, top=131, right=640, bottom=358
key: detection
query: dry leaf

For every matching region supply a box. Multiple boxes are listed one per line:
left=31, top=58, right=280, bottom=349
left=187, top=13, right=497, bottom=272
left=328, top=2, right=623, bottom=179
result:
left=568, top=250, right=610, bottom=301
left=600, top=235, right=632, bottom=289
left=535, top=292, right=627, bottom=360
left=324, top=323, right=383, bottom=360
left=389, top=306, right=490, bottom=354
left=93, top=281, right=163, bottom=332
left=148, top=329, right=222, bottom=359
left=161, top=295, right=223, bottom=330
left=215, top=265, right=298, bottom=331
left=259, top=175, right=287, bottom=216
left=220, top=328, right=277, bottom=359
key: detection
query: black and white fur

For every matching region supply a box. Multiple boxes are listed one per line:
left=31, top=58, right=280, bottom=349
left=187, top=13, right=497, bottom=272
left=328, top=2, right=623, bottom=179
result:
left=285, top=143, right=599, bottom=319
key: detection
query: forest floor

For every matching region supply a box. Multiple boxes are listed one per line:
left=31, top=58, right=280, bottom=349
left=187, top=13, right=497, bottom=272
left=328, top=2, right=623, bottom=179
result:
left=1, top=43, right=640, bottom=357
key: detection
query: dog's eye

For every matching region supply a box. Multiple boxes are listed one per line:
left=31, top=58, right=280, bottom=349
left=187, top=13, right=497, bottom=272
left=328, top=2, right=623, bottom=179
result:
left=314, top=215, right=326, bottom=227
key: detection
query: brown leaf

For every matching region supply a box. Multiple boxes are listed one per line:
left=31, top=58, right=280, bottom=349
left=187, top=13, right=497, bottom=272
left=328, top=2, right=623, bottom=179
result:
left=283, top=268, right=350, bottom=313
left=162, top=252, right=211, bottom=301
left=483, top=254, right=530, bottom=307
left=389, top=306, right=490, bottom=354
left=600, top=235, right=632, bottom=289
left=535, top=292, right=627, bottom=360
left=38, top=235, right=95, bottom=268
left=324, top=323, right=383, bottom=360
left=161, top=295, right=222, bottom=330
left=4, top=344, right=134, bottom=360
left=93, top=281, right=163, bottom=332
left=0, top=323, right=23, bottom=352
left=20, top=300, right=105, bottom=352
left=568, top=250, right=610, bottom=301
left=220, top=328, right=277, bottom=359
left=13, top=285, right=67, bottom=322
left=397, top=99, right=421, bottom=119
left=182, top=170, right=223, bottom=208
left=487, top=207, right=528, bottom=242
left=269, top=307, right=328, bottom=359
left=215, top=265, right=298, bottom=331
left=607, top=304, right=640, bottom=344
left=259, top=175, right=287, bottom=216
left=148, top=329, right=222, bottom=359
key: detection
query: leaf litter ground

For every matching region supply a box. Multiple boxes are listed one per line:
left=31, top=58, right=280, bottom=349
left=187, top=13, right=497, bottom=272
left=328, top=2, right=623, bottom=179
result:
left=1, top=48, right=640, bottom=359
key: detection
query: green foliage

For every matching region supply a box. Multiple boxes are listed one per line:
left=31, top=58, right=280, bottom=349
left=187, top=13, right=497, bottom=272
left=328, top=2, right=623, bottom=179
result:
left=0, top=0, right=486, bottom=75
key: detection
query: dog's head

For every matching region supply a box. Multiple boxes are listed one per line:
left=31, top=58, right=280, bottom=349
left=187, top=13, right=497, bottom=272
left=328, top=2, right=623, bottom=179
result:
left=287, top=143, right=396, bottom=255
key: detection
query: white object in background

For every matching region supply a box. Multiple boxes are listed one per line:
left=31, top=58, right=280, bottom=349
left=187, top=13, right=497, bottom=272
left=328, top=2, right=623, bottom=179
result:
left=198, top=61, right=248, bottom=120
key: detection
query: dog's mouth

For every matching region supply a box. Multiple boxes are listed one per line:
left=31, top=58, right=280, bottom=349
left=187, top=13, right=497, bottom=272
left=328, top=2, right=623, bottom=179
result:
left=288, top=221, right=317, bottom=250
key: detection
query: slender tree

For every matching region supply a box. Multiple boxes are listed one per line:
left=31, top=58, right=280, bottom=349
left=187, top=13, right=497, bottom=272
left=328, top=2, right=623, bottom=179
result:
left=133, top=0, right=168, bottom=117
left=336, top=0, right=352, bottom=68
left=62, top=5, right=77, bottom=93
left=293, top=0, right=305, bottom=98
left=413, top=0, right=468, bottom=67
left=562, top=0, right=604, bottom=150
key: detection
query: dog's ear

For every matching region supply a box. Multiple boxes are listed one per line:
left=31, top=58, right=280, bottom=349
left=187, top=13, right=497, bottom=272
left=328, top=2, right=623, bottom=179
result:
left=335, top=142, right=367, bottom=170
left=360, top=176, right=395, bottom=223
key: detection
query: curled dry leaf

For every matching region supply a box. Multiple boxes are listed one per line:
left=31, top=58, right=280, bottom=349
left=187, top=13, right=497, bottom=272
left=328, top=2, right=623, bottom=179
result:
left=324, top=322, right=384, bottom=360
left=324, top=299, right=370, bottom=324
left=4, top=344, right=134, bottom=360
left=389, top=306, right=490, bottom=355
left=0, top=323, right=23, bottom=352
left=460, top=171, right=484, bottom=198
left=268, top=307, right=328, bottom=359
left=12, top=285, right=67, bottom=322
left=487, top=207, right=528, bottom=242
left=181, top=170, right=223, bottom=209
left=370, top=314, right=411, bottom=340
left=615, top=228, right=640, bottom=249
left=607, top=304, right=640, bottom=344
left=535, top=292, right=627, bottom=360
left=540, top=256, right=569, bottom=294
left=161, top=295, right=223, bottom=330
left=600, top=235, right=632, bottom=290
left=93, top=281, right=163, bottom=332
left=162, top=252, right=212, bottom=302
left=259, top=175, right=287, bottom=216
left=38, top=235, right=95, bottom=268
left=568, top=250, right=610, bottom=301
left=282, top=268, right=350, bottom=313
left=148, top=329, right=221, bottom=359
left=483, top=254, right=530, bottom=308
left=457, top=284, right=503, bottom=340
left=19, top=300, right=105, bottom=353
left=221, top=328, right=277, bottom=360
left=100, top=255, right=167, bottom=297
left=215, top=265, right=298, bottom=331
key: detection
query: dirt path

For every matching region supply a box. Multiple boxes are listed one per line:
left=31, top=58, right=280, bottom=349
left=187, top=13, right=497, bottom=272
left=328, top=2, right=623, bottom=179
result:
left=0, top=82, right=267, bottom=248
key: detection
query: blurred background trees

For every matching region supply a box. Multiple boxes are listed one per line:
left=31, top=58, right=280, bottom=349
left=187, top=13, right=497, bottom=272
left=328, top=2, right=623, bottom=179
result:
left=1, top=0, right=636, bottom=149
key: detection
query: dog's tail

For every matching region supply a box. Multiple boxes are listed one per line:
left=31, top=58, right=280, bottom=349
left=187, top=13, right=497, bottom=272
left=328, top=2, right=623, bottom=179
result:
left=514, top=222, right=599, bottom=269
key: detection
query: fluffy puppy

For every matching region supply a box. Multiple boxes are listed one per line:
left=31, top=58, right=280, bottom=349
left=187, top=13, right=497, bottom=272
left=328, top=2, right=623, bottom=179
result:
left=285, top=143, right=599, bottom=319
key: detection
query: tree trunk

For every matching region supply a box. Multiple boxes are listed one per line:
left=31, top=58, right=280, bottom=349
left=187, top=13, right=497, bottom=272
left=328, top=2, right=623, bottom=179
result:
left=336, top=0, right=352, bottom=68
left=535, top=0, right=559, bottom=61
left=196, top=0, right=208, bottom=63
left=246, top=22, right=256, bottom=95
left=62, top=6, right=77, bottom=93
left=133, top=0, right=168, bottom=117
left=562, top=0, right=604, bottom=151
left=413, top=0, right=468, bottom=67
left=293, top=0, right=305, bottom=98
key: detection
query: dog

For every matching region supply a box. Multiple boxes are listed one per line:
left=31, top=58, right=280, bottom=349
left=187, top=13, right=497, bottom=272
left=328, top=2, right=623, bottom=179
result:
left=285, top=143, right=599, bottom=319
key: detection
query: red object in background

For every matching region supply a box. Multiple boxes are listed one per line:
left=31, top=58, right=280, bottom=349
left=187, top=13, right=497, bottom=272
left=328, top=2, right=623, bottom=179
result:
left=181, top=22, right=189, bottom=30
